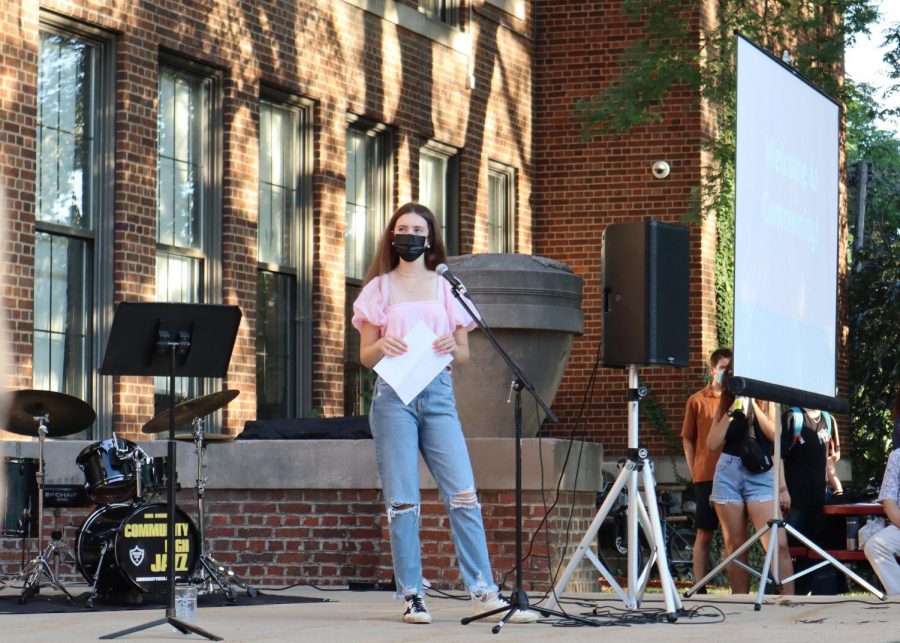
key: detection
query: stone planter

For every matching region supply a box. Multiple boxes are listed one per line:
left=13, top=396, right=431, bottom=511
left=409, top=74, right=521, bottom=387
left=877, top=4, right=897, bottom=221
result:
left=447, top=254, right=583, bottom=438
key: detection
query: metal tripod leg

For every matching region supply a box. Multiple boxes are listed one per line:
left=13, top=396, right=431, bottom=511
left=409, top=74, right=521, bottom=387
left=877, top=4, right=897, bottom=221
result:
left=687, top=519, right=770, bottom=597
left=639, top=459, right=682, bottom=618
left=783, top=522, right=884, bottom=599
left=546, top=456, right=634, bottom=608
left=546, top=451, right=681, bottom=618
left=16, top=415, right=75, bottom=605
left=19, top=541, right=74, bottom=605
left=85, top=540, right=111, bottom=609
left=198, top=554, right=259, bottom=602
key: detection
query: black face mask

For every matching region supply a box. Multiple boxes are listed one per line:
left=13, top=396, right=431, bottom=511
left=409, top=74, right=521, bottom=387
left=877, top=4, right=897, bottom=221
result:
left=392, top=234, right=428, bottom=263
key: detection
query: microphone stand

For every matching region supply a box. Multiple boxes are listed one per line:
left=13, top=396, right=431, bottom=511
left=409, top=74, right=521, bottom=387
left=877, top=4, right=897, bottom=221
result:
left=446, top=279, right=598, bottom=633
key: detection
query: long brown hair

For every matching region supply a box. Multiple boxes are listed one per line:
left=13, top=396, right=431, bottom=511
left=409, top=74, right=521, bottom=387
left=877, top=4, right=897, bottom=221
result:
left=362, top=202, right=448, bottom=284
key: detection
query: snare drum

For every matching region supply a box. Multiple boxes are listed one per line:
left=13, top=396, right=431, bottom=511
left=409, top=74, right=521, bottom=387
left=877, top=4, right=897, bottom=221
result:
left=1, top=457, right=38, bottom=537
left=76, top=439, right=139, bottom=504
left=76, top=502, right=199, bottom=599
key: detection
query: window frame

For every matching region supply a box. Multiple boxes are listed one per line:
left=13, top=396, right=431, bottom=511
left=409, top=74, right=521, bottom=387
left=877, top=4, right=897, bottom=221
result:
left=156, top=55, right=223, bottom=301
left=35, top=15, right=116, bottom=439
left=344, top=116, right=393, bottom=416
left=487, top=160, right=516, bottom=254
left=419, top=141, right=460, bottom=256
left=154, top=56, right=223, bottom=416
left=418, top=0, right=461, bottom=28
left=256, top=90, right=314, bottom=418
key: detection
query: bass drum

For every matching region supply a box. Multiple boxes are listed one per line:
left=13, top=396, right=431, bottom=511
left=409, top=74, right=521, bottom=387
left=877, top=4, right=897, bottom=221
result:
left=76, top=503, right=199, bottom=599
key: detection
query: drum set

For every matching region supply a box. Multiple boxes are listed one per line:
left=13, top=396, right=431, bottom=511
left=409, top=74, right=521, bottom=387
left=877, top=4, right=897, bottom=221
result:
left=1, top=388, right=255, bottom=607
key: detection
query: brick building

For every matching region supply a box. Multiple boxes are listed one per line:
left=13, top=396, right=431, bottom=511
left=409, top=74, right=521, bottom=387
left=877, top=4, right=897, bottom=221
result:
left=534, top=0, right=719, bottom=452
left=0, top=0, right=785, bottom=592
left=0, top=0, right=542, bottom=438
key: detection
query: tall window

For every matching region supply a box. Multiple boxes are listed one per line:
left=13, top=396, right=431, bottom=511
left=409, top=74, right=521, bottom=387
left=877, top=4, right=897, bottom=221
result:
left=419, top=0, right=460, bottom=27
left=156, top=65, right=218, bottom=414
left=257, top=99, right=310, bottom=419
left=35, top=24, right=113, bottom=437
left=487, top=162, right=515, bottom=253
left=344, top=122, right=390, bottom=415
left=419, top=144, right=459, bottom=255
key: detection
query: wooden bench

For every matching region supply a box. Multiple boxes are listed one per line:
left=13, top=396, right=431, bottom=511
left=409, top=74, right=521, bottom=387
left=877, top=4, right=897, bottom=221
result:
left=789, top=546, right=869, bottom=562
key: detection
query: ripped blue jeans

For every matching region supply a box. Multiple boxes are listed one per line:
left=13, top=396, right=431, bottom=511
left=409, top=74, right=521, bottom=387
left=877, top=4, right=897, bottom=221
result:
left=370, top=369, right=498, bottom=599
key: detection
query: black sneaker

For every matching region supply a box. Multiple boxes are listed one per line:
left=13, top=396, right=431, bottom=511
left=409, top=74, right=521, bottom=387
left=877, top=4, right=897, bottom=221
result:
left=402, top=594, right=431, bottom=624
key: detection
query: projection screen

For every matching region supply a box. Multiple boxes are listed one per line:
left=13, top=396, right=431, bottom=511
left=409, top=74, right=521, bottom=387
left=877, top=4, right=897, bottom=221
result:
left=732, top=34, right=842, bottom=409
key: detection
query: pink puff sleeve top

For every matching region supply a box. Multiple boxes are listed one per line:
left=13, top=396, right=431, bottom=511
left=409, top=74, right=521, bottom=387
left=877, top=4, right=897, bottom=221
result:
left=351, top=274, right=477, bottom=338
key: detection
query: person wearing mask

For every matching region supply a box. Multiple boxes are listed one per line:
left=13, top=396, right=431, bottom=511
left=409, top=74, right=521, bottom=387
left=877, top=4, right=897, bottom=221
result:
left=781, top=407, right=832, bottom=544
left=681, top=348, right=731, bottom=586
left=352, top=202, right=538, bottom=625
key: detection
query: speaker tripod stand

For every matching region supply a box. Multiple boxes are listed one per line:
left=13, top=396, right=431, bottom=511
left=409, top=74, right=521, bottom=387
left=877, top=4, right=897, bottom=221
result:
left=546, top=366, right=682, bottom=620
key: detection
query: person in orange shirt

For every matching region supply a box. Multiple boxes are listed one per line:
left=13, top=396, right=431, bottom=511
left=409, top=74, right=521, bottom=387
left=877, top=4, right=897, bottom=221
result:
left=681, top=348, right=731, bottom=586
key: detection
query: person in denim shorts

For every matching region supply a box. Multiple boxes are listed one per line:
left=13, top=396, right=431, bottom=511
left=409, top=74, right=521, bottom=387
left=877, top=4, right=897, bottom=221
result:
left=707, top=384, right=794, bottom=594
left=352, top=203, right=538, bottom=625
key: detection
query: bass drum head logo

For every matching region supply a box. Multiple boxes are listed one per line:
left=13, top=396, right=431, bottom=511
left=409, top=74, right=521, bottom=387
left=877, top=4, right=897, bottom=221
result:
left=129, top=545, right=145, bottom=567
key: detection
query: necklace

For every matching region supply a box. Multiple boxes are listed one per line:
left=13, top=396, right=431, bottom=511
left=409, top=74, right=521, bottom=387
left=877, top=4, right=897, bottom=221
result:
left=394, top=270, right=429, bottom=293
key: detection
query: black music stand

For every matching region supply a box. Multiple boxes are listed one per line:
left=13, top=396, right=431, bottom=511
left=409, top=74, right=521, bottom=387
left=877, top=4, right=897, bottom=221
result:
left=98, top=302, right=241, bottom=640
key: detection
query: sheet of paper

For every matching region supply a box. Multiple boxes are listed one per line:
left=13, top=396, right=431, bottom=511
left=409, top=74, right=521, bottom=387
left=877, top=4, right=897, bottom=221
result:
left=373, top=322, right=453, bottom=405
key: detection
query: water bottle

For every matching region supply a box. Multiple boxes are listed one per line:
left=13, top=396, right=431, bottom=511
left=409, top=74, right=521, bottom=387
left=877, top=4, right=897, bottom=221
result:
left=729, top=397, right=749, bottom=418
left=845, top=516, right=861, bottom=550
left=174, top=583, right=198, bottom=624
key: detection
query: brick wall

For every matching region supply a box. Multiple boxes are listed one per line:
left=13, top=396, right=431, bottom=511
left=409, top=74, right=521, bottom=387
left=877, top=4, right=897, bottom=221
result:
left=0, top=488, right=600, bottom=594
left=532, top=0, right=720, bottom=455
left=0, top=0, right=535, bottom=437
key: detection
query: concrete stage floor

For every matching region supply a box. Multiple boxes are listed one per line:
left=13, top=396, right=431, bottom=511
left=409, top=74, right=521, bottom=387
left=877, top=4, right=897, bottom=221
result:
left=1, top=583, right=898, bottom=642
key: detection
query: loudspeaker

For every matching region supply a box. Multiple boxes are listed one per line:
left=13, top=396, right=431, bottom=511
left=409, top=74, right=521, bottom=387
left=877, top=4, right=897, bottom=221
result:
left=602, top=221, right=689, bottom=367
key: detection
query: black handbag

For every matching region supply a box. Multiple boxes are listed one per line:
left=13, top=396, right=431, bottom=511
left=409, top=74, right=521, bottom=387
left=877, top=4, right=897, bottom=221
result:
left=740, top=423, right=773, bottom=473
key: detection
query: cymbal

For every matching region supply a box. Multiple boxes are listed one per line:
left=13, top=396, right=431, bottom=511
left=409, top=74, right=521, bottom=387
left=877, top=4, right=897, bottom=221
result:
left=4, top=389, right=96, bottom=437
left=174, top=432, right=235, bottom=443
left=142, top=389, right=240, bottom=434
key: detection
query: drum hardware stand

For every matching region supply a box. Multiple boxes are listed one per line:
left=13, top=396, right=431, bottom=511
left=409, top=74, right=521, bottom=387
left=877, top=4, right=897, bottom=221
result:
left=97, top=302, right=240, bottom=641
left=49, top=527, right=78, bottom=579
left=545, top=367, right=683, bottom=620
left=189, top=418, right=258, bottom=602
left=84, top=531, right=116, bottom=609
left=2, top=390, right=95, bottom=597
left=12, top=413, right=75, bottom=605
left=131, top=447, right=146, bottom=501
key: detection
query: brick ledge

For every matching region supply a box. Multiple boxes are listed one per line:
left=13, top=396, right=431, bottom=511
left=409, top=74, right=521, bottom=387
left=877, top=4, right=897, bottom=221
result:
left=1, top=438, right=603, bottom=492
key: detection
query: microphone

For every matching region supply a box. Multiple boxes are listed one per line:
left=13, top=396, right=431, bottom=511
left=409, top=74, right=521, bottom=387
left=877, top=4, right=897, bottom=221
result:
left=435, top=263, right=467, bottom=294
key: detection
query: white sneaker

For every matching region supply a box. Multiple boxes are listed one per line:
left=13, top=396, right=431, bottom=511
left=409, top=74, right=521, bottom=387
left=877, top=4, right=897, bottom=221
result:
left=473, top=595, right=539, bottom=624
left=402, top=594, right=432, bottom=624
